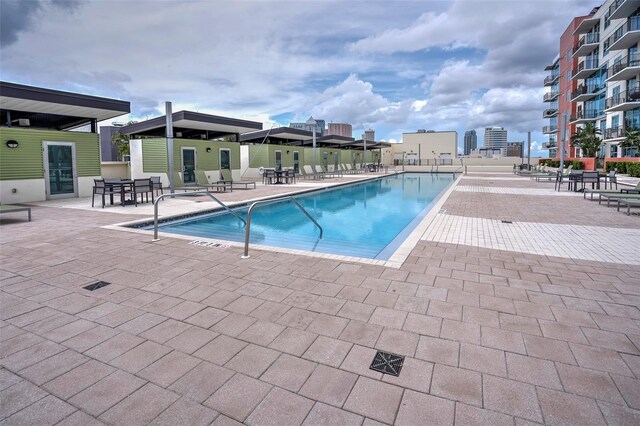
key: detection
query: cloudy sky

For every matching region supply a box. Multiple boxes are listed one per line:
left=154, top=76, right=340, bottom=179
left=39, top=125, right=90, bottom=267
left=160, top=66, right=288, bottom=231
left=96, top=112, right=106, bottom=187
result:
left=1, top=0, right=598, bottom=154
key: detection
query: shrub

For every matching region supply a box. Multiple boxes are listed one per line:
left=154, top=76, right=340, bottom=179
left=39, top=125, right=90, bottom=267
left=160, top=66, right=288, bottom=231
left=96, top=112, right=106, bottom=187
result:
left=605, top=161, right=640, bottom=176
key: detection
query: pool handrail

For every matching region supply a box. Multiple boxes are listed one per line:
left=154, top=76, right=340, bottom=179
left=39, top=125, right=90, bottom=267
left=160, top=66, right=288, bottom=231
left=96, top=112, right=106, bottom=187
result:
left=242, top=196, right=323, bottom=259
left=151, top=191, right=246, bottom=241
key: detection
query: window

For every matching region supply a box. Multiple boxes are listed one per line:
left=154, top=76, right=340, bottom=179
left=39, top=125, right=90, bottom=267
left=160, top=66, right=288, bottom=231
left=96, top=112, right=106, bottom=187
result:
left=611, top=144, right=618, bottom=157
left=612, top=115, right=620, bottom=129
left=604, top=11, right=610, bottom=29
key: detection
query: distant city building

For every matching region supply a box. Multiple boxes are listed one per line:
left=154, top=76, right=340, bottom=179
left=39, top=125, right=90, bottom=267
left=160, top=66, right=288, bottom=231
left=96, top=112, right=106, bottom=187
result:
left=327, top=123, right=352, bottom=137
left=507, top=141, right=524, bottom=158
left=484, top=127, right=507, bottom=155
left=402, top=130, right=457, bottom=164
left=477, top=147, right=503, bottom=158
left=362, top=128, right=375, bottom=142
left=290, top=116, right=325, bottom=136
left=463, top=130, right=477, bottom=155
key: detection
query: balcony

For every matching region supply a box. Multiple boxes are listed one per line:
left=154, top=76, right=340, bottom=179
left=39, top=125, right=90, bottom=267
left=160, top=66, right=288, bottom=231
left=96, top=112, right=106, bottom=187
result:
left=572, top=32, right=600, bottom=57
left=544, top=73, right=560, bottom=86
left=610, top=0, right=638, bottom=20
left=609, top=16, right=640, bottom=51
left=606, top=54, right=640, bottom=81
left=573, top=16, right=600, bottom=35
left=543, top=108, right=558, bottom=118
left=541, top=142, right=557, bottom=149
left=543, top=91, right=559, bottom=102
left=570, top=109, right=602, bottom=124
left=543, top=125, right=558, bottom=134
left=605, top=84, right=640, bottom=112
left=604, top=127, right=626, bottom=140
left=570, top=83, right=605, bottom=102
left=572, top=57, right=599, bottom=80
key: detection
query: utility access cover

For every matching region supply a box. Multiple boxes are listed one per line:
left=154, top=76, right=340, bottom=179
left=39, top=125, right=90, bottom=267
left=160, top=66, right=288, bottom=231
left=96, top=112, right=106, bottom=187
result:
left=83, top=281, right=111, bottom=291
left=369, top=351, right=404, bottom=376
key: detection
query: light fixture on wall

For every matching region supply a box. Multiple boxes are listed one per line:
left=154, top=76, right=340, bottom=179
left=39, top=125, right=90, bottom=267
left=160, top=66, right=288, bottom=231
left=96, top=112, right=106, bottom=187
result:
left=206, top=147, right=212, bottom=153
left=286, top=150, right=290, bottom=154
left=6, top=140, right=18, bottom=149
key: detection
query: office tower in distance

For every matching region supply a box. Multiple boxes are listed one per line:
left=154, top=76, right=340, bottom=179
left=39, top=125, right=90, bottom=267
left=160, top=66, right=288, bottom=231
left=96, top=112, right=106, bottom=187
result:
left=327, top=123, right=353, bottom=137
left=484, top=127, right=507, bottom=155
left=463, top=130, right=477, bottom=155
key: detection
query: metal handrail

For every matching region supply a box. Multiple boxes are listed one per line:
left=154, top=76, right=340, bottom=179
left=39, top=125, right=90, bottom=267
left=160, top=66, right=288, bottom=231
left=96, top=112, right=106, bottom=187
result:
left=242, top=196, right=323, bottom=258
left=152, top=191, right=246, bottom=241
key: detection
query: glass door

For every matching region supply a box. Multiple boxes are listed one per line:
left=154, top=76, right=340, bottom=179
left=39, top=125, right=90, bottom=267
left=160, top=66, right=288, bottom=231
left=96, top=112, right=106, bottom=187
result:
left=293, top=151, right=300, bottom=173
left=275, top=150, right=282, bottom=171
left=219, top=148, right=231, bottom=181
left=182, top=147, right=196, bottom=183
left=322, top=152, right=328, bottom=170
left=334, top=152, right=339, bottom=170
left=43, top=142, right=77, bottom=199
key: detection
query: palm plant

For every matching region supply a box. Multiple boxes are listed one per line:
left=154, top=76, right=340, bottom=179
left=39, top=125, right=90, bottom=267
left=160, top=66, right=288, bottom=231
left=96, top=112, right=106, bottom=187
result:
left=570, top=122, right=602, bottom=158
left=111, top=120, right=137, bottom=160
left=619, top=129, right=640, bottom=156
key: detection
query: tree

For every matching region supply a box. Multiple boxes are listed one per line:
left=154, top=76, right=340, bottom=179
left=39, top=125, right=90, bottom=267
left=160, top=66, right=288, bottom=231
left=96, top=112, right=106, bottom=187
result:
left=570, top=122, right=602, bottom=158
left=111, top=120, right=137, bottom=160
left=619, top=129, right=640, bottom=156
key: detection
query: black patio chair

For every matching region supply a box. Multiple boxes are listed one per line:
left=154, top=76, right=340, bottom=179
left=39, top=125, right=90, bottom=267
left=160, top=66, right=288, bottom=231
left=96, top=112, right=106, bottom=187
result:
left=92, top=179, right=116, bottom=208
left=132, top=178, right=154, bottom=206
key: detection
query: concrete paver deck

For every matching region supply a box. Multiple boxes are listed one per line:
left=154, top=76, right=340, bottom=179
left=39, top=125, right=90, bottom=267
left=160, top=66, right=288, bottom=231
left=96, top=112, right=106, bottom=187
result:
left=1, top=171, right=639, bottom=425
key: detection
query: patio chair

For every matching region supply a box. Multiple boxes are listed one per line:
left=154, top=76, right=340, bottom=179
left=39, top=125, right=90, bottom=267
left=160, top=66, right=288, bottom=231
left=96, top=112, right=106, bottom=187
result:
left=219, top=168, right=256, bottom=189
left=583, top=181, right=640, bottom=200
left=581, top=171, right=600, bottom=191
left=173, top=172, right=208, bottom=192
left=92, top=179, right=116, bottom=208
left=131, top=178, right=154, bottom=206
left=150, top=176, right=163, bottom=196
left=302, top=165, right=324, bottom=179
left=284, top=169, right=296, bottom=184
left=605, top=170, right=618, bottom=190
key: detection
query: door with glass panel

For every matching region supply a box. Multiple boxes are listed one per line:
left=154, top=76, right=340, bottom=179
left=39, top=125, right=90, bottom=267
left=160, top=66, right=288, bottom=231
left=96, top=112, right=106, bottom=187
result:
left=219, top=148, right=231, bottom=181
left=43, top=141, right=77, bottom=199
left=293, top=151, right=300, bottom=173
left=181, top=147, right=196, bottom=184
left=334, top=152, right=339, bottom=171
left=275, top=150, right=282, bottom=171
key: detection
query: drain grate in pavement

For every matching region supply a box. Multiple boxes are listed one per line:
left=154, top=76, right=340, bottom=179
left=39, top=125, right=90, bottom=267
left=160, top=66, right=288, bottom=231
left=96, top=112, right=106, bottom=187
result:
left=83, top=281, right=111, bottom=291
left=370, top=351, right=404, bottom=376
left=190, top=240, right=229, bottom=248
left=501, top=220, right=513, bottom=224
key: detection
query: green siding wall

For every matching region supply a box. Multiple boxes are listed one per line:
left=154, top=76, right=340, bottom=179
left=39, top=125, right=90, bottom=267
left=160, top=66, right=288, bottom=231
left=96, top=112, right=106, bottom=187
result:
left=141, top=138, right=240, bottom=173
left=0, top=127, right=100, bottom=180
left=248, top=144, right=305, bottom=169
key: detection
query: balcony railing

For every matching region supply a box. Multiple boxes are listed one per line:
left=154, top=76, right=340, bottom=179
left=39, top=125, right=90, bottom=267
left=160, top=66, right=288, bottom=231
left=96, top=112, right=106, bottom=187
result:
left=544, top=73, right=560, bottom=86
left=543, top=91, right=559, bottom=102
left=541, top=142, right=557, bottom=150
left=605, top=84, right=640, bottom=110
left=607, top=53, right=640, bottom=81
left=572, top=32, right=600, bottom=57
left=572, top=57, right=599, bottom=79
left=609, top=16, right=640, bottom=51
left=610, top=0, right=637, bottom=20
left=570, top=109, right=602, bottom=122
left=570, top=83, right=605, bottom=101
left=604, top=127, right=625, bottom=140
left=543, top=108, right=558, bottom=118
left=543, top=125, right=558, bottom=134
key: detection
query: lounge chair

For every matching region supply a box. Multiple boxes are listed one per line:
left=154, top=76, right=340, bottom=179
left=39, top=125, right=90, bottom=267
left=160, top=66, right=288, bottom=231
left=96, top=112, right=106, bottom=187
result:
left=302, top=165, right=324, bottom=179
left=218, top=168, right=256, bottom=189
left=599, top=192, right=640, bottom=207
left=583, top=182, right=640, bottom=200
left=0, top=204, right=32, bottom=221
left=173, top=172, right=208, bottom=192
left=617, top=198, right=640, bottom=215
left=195, top=170, right=231, bottom=192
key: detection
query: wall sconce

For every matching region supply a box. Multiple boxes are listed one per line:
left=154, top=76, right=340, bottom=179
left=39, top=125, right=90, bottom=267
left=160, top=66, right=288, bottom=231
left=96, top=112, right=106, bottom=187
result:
left=6, top=140, right=18, bottom=149
left=206, top=147, right=212, bottom=153
left=286, top=150, right=290, bottom=154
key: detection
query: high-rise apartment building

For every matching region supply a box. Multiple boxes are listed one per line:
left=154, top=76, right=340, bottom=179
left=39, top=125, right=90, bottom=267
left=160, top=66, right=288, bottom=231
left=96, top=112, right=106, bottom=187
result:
left=327, top=123, right=352, bottom=137
left=483, top=127, right=507, bottom=155
left=290, top=117, right=326, bottom=136
left=546, top=0, right=640, bottom=159
left=463, top=130, right=477, bottom=155
left=362, top=128, right=375, bottom=142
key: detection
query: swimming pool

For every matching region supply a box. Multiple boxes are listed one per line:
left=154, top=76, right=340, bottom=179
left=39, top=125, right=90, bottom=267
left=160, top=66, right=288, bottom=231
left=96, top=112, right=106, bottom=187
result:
left=148, top=173, right=455, bottom=260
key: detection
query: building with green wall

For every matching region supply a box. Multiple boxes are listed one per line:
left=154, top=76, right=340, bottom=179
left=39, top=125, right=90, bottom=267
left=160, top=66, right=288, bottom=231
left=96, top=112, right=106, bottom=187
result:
left=120, top=110, right=262, bottom=186
left=0, top=81, right=130, bottom=203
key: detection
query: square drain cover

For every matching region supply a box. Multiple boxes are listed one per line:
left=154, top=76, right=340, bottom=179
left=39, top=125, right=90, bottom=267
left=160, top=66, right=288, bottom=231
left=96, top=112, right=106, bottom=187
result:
left=370, top=351, right=404, bottom=376
left=83, top=281, right=111, bottom=291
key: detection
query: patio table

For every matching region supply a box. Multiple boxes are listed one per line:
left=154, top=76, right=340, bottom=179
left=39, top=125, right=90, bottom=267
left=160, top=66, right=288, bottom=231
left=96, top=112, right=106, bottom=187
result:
left=105, top=179, right=135, bottom=206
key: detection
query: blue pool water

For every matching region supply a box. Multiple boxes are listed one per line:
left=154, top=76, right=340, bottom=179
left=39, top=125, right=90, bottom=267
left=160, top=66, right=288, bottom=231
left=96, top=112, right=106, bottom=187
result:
left=150, top=173, right=455, bottom=260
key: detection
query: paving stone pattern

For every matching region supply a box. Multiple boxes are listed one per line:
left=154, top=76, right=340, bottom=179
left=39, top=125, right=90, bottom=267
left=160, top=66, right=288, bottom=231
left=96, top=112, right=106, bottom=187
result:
left=1, top=173, right=639, bottom=425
